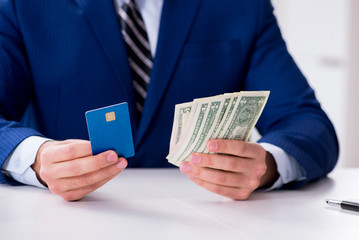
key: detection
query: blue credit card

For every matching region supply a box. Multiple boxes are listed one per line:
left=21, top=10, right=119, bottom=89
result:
left=85, top=102, right=135, bottom=158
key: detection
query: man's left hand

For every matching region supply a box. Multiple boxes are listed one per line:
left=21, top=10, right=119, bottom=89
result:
left=180, top=139, right=279, bottom=200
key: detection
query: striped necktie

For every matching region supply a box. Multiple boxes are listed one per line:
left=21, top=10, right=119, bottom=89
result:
left=118, top=0, right=153, bottom=122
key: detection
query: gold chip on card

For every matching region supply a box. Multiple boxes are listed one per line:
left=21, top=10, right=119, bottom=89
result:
left=105, top=111, right=116, bottom=122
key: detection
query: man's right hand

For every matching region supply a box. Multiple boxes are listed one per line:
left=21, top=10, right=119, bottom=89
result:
left=31, top=139, right=127, bottom=201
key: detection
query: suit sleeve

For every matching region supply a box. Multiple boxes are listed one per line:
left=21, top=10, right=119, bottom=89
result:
left=0, top=0, right=43, bottom=184
left=245, top=0, right=339, bottom=188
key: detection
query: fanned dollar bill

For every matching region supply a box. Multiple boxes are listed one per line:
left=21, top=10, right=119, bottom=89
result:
left=169, top=102, right=192, bottom=152
left=167, top=91, right=270, bottom=167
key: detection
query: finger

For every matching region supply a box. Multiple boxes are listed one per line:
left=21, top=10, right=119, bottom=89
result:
left=207, top=139, right=264, bottom=158
left=189, top=176, right=253, bottom=200
left=48, top=158, right=127, bottom=194
left=49, top=150, right=121, bottom=178
left=180, top=162, right=260, bottom=189
left=189, top=153, right=256, bottom=172
left=41, top=140, right=92, bottom=163
left=60, top=174, right=119, bottom=201
left=55, top=139, right=84, bottom=145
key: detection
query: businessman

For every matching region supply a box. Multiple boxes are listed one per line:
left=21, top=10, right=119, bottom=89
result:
left=0, top=0, right=338, bottom=201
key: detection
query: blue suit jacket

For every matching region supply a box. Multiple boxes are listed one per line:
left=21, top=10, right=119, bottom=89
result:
left=0, top=0, right=338, bottom=187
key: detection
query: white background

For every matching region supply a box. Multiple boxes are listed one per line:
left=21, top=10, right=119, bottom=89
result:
left=271, top=0, right=359, bottom=167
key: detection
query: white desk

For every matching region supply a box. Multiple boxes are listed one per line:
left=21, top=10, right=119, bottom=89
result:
left=0, top=168, right=358, bottom=240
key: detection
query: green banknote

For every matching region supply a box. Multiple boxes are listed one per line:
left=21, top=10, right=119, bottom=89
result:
left=174, top=97, right=225, bottom=164
left=222, top=92, right=269, bottom=141
left=167, top=91, right=269, bottom=167
left=167, top=99, right=210, bottom=166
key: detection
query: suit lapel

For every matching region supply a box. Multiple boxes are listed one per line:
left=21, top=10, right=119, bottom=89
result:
left=74, top=0, right=138, bottom=130
left=73, top=0, right=202, bottom=146
left=136, top=0, right=202, bottom=146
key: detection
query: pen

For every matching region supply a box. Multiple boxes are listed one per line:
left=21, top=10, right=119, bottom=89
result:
left=326, top=199, right=359, bottom=212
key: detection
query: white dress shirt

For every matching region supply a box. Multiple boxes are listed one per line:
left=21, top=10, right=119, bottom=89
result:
left=2, top=0, right=306, bottom=189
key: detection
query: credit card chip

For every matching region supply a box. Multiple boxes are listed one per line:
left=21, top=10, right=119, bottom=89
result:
left=105, top=111, right=116, bottom=122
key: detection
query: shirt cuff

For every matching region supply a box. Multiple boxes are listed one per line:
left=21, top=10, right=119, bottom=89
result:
left=2, top=136, right=50, bottom=189
left=259, top=142, right=307, bottom=190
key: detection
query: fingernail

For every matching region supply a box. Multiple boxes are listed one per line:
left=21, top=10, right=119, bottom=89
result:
left=116, top=160, right=127, bottom=169
left=208, top=141, right=218, bottom=152
left=190, top=154, right=201, bottom=164
left=107, top=152, right=117, bottom=163
left=181, top=163, right=191, bottom=173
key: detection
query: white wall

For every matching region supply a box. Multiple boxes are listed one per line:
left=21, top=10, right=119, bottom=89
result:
left=345, top=0, right=359, bottom=167
left=271, top=0, right=358, bottom=167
